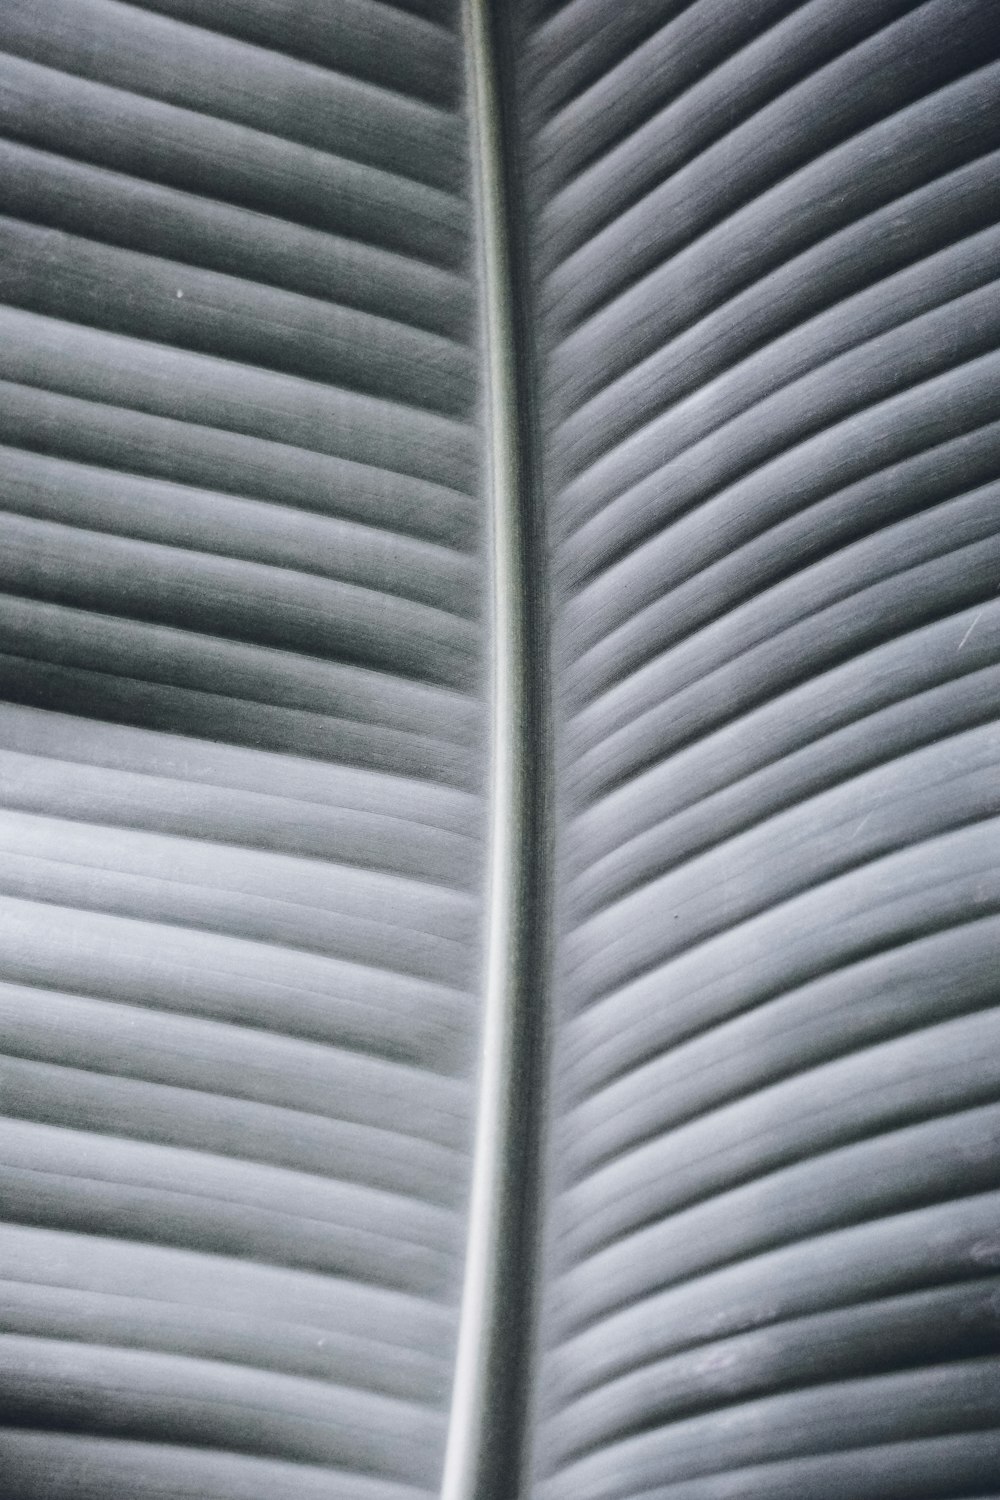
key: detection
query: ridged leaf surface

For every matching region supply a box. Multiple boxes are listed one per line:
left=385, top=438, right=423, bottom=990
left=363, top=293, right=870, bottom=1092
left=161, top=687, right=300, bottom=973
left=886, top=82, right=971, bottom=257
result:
left=0, top=1, right=486, bottom=1495
left=511, top=0, right=1000, bottom=1494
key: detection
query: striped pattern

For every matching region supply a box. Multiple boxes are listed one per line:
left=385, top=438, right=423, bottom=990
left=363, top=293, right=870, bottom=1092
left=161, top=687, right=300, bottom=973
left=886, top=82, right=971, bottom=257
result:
left=4, top=1, right=1000, bottom=1494
left=0, top=1, right=487, bottom=1496
left=514, top=0, right=1000, bottom=1494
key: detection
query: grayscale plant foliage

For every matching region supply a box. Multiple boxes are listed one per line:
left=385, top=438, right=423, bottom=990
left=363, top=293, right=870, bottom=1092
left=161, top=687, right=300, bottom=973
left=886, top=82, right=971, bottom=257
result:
left=0, top=1, right=997, bottom=1497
